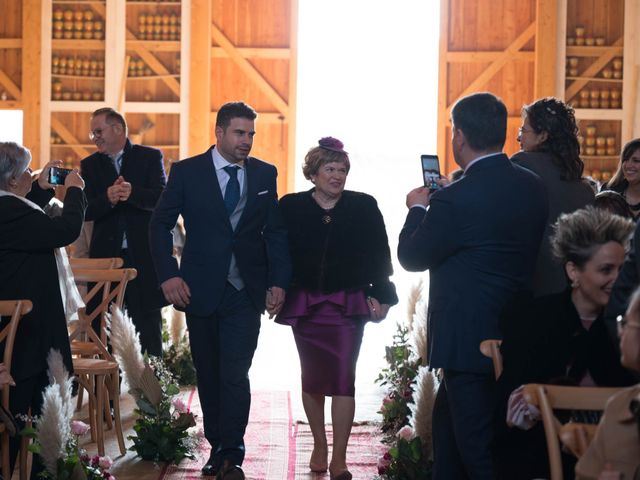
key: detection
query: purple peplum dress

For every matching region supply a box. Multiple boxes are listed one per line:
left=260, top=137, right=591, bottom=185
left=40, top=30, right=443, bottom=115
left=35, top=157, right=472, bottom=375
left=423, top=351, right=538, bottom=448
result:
left=276, top=288, right=370, bottom=397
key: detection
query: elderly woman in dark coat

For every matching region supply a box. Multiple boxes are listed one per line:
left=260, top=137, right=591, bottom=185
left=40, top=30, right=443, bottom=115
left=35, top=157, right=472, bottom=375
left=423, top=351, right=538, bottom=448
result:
left=0, top=142, right=85, bottom=478
left=276, top=137, right=398, bottom=480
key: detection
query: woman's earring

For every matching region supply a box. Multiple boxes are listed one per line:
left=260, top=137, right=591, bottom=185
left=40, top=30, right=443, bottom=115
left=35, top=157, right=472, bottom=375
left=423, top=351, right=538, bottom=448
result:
left=571, top=279, right=579, bottom=288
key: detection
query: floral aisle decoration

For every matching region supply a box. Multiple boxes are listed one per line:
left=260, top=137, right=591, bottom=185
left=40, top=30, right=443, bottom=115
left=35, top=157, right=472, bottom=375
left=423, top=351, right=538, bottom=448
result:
left=23, top=350, right=115, bottom=479
left=162, top=316, right=197, bottom=386
left=108, top=306, right=197, bottom=464
left=375, top=283, right=438, bottom=480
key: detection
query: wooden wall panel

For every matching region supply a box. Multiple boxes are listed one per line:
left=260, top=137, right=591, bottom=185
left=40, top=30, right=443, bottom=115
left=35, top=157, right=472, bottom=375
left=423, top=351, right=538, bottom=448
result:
left=0, top=0, right=22, bottom=105
left=208, top=0, right=296, bottom=195
left=438, top=0, right=540, bottom=174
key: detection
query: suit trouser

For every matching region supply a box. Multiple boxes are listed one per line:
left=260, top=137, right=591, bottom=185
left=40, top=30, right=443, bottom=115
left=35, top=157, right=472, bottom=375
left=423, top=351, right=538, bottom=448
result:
left=186, top=283, right=260, bottom=468
left=120, top=249, right=163, bottom=357
left=9, top=371, right=48, bottom=479
left=432, top=369, right=496, bottom=480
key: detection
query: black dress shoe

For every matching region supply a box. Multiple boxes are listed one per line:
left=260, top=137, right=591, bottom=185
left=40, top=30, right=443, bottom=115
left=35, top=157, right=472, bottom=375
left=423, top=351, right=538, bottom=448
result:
left=201, top=461, right=217, bottom=476
left=215, top=461, right=245, bottom=480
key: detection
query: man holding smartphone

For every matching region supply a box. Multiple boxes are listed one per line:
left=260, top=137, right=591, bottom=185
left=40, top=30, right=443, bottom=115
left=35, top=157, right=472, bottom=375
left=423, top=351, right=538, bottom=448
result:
left=81, top=107, right=167, bottom=356
left=398, top=93, right=548, bottom=479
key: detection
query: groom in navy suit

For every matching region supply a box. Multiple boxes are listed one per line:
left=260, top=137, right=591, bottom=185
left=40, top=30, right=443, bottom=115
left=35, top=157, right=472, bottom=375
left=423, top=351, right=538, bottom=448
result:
left=398, top=93, right=548, bottom=479
left=149, top=102, right=291, bottom=479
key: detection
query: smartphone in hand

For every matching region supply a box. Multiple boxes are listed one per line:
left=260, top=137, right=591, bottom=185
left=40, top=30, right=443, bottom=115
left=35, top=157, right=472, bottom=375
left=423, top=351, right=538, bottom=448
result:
left=421, top=154, right=441, bottom=191
left=48, top=166, right=72, bottom=186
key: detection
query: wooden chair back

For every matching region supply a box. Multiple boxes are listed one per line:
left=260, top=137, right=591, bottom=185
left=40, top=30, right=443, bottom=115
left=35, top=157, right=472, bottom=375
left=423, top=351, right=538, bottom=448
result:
left=558, top=422, right=598, bottom=458
left=69, top=257, right=124, bottom=270
left=69, top=268, right=137, bottom=357
left=479, top=339, right=503, bottom=379
left=0, top=300, right=33, bottom=479
left=522, top=383, right=621, bottom=480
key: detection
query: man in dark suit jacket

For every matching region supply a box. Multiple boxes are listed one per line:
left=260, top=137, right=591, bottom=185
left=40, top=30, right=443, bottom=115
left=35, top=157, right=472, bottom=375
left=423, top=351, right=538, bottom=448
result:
left=149, top=102, right=291, bottom=479
left=398, top=93, right=548, bottom=480
left=81, top=108, right=167, bottom=356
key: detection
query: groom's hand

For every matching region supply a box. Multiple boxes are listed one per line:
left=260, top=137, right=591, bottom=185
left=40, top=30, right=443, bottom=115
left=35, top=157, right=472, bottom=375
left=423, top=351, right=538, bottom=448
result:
left=161, top=277, right=191, bottom=307
left=266, top=286, right=285, bottom=319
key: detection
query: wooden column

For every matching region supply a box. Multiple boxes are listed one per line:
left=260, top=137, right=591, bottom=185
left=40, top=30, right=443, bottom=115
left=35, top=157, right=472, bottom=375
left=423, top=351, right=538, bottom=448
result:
left=22, top=0, right=42, bottom=166
left=286, top=0, right=298, bottom=193
left=534, top=0, right=558, bottom=98
left=188, top=0, right=211, bottom=156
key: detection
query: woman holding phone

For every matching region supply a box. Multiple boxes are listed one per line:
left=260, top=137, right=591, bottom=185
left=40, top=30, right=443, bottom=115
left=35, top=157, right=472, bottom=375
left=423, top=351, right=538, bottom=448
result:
left=0, top=141, right=85, bottom=478
left=276, top=137, right=398, bottom=480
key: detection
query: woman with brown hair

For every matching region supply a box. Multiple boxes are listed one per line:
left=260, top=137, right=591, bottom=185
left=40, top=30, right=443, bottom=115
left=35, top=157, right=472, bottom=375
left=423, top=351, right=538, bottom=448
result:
left=276, top=137, right=398, bottom=480
left=601, top=138, right=640, bottom=219
left=512, top=96, right=594, bottom=296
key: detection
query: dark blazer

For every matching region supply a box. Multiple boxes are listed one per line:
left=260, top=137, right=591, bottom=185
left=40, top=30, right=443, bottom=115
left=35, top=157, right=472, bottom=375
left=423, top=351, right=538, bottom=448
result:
left=398, top=153, right=548, bottom=373
left=499, top=290, right=636, bottom=393
left=148, top=147, right=291, bottom=316
left=0, top=184, right=86, bottom=380
left=279, top=189, right=398, bottom=305
left=512, top=151, right=595, bottom=297
left=80, top=139, right=167, bottom=310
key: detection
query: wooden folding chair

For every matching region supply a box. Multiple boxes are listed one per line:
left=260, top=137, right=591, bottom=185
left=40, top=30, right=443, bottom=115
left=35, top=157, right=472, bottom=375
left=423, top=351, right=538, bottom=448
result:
left=0, top=300, right=33, bottom=480
left=479, top=339, right=503, bottom=379
left=522, top=384, right=621, bottom=480
left=69, top=257, right=124, bottom=270
left=69, top=268, right=137, bottom=456
left=559, top=422, right=598, bottom=458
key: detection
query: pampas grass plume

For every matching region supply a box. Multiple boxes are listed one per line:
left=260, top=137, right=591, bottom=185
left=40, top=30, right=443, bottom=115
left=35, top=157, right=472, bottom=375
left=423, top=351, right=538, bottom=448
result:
left=37, top=385, right=68, bottom=475
left=410, top=297, right=429, bottom=366
left=107, top=305, right=144, bottom=392
left=409, top=366, right=439, bottom=457
left=406, top=279, right=423, bottom=332
left=46, top=349, right=74, bottom=422
left=170, top=306, right=186, bottom=345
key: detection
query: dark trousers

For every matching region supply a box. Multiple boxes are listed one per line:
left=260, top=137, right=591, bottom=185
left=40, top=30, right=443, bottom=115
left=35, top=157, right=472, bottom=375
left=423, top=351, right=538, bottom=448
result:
left=186, top=283, right=261, bottom=468
left=9, top=371, right=49, bottom=479
left=120, top=249, right=163, bottom=357
left=432, top=369, right=496, bottom=480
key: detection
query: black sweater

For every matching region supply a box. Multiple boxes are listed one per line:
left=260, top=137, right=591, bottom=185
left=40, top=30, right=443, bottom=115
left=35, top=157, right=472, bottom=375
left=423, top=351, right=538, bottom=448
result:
left=279, top=189, right=398, bottom=305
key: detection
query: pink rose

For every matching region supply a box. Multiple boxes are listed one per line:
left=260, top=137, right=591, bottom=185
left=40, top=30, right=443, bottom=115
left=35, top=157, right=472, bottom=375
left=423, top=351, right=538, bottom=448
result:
left=98, top=456, right=113, bottom=469
left=397, top=425, right=414, bottom=441
left=71, top=420, right=90, bottom=436
left=382, top=394, right=393, bottom=405
left=172, top=398, right=188, bottom=413
left=377, top=452, right=392, bottom=474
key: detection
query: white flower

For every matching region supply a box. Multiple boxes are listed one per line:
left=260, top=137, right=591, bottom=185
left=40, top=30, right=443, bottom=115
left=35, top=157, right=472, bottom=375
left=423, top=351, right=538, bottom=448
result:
left=397, top=425, right=415, bottom=441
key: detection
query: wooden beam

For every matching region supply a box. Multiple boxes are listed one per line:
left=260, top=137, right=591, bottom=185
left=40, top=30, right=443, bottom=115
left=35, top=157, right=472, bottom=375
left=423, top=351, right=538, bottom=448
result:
left=445, top=51, right=535, bottom=62
left=22, top=0, right=41, bottom=166
left=126, top=41, right=181, bottom=52
left=50, top=116, right=91, bottom=159
left=437, top=0, right=450, bottom=173
left=189, top=0, right=211, bottom=155
left=118, top=55, right=131, bottom=112
left=286, top=0, right=299, bottom=194
left=211, top=47, right=290, bottom=59
left=446, top=22, right=537, bottom=117
left=535, top=0, right=557, bottom=97
left=564, top=38, right=623, bottom=100
left=0, top=39, right=22, bottom=48
left=126, top=30, right=181, bottom=97
left=0, top=69, right=21, bottom=101
left=211, top=22, right=289, bottom=117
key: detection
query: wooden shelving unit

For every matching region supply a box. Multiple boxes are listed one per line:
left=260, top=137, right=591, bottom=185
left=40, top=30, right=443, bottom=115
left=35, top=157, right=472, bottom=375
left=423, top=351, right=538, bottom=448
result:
left=555, top=0, right=639, bottom=181
left=40, top=0, right=189, bottom=171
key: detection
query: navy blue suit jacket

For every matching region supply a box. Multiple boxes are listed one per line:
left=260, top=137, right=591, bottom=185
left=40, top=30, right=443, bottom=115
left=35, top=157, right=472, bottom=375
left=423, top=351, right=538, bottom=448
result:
left=81, top=139, right=168, bottom=309
left=398, top=153, right=548, bottom=373
left=149, top=147, right=291, bottom=316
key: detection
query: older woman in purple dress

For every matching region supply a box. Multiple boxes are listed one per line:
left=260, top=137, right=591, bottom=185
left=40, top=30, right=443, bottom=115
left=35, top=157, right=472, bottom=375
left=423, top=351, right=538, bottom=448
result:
left=276, top=137, right=398, bottom=480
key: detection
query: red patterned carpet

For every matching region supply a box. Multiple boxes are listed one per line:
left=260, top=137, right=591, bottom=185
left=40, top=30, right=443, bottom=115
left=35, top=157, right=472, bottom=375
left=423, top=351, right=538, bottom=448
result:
left=158, top=389, right=383, bottom=480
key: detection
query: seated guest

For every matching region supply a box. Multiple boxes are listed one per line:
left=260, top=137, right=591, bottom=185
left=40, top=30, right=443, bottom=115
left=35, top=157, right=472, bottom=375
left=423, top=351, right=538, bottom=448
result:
left=0, top=142, right=86, bottom=478
left=601, top=139, right=640, bottom=219
left=595, top=190, right=635, bottom=219
left=494, top=206, right=637, bottom=480
left=512, top=97, right=594, bottom=296
left=575, top=287, right=640, bottom=479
